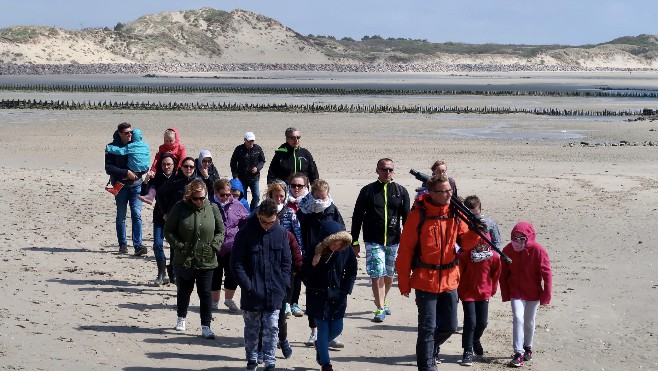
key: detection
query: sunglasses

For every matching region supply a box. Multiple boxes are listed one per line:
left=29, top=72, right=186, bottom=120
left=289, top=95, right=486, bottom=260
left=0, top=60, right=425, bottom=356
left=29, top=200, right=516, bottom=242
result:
left=191, top=196, right=205, bottom=202
left=511, top=236, right=527, bottom=242
left=378, top=167, right=394, bottom=172
left=430, top=189, right=452, bottom=195
left=290, top=183, right=305, bottom=189
left=218, top=193, right=231, bottom=197
left=182, top=164, right=195, bottom=169
left=120, top=130, right=133, bottom=135
left=202, top=158, right=212, bottom=164
left=287, top=136, right=301, bottom=140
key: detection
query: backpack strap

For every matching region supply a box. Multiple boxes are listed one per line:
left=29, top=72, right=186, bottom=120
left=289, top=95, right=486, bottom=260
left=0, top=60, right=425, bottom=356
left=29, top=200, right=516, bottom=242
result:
left=411, top=200, right=458, bottom=271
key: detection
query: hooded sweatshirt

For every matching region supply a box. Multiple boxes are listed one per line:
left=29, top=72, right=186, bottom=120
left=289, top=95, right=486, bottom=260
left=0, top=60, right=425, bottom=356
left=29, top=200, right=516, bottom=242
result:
left=105, top=128, right=150, bottom=173
left=195, top=150, right=220, bottom=200
left=499, top=221, right=552, bottom=305
left=149, top=127, right=187, bottom=172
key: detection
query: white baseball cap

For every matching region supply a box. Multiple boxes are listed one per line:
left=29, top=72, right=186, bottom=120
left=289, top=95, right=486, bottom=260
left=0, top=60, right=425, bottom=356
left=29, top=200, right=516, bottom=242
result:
left=244, top=132, right=256, bottom=141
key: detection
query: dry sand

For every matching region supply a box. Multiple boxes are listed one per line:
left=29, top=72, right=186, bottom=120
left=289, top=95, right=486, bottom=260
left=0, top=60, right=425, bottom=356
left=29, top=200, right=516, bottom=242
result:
left=0, top=101, right=657, bottom=370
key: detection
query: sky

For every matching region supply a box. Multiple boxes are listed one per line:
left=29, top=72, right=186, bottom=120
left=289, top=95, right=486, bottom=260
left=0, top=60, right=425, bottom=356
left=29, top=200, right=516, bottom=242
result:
left=1, top=0, right=656, bottom=46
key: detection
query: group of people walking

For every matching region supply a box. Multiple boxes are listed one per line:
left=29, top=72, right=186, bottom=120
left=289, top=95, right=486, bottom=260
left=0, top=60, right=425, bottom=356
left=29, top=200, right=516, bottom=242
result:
left=105, top=122, right=553, bottom=370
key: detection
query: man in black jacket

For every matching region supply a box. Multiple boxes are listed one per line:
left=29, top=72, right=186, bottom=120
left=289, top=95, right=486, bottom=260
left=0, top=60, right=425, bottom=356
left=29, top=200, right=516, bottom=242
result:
left=231, top=199, right=291, bottom=371
left=266, top=127, right=319, bottom=185
left=230, top=131, right=266, bottom=211
left=351, top=158, right=410, bottom=323
left=105, top=122, right=145, bottom=255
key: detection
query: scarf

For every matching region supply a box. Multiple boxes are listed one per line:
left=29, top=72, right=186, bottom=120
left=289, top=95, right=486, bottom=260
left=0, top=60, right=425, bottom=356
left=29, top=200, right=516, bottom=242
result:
left=298, top=192, right=333, bottom=214
left=470, top=244, right=494, bottom=263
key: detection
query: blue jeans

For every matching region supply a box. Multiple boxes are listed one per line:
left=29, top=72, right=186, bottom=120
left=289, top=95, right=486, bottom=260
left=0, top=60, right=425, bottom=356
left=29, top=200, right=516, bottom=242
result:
left=315, top=318, right=344, bottom=366
left=241, top=177, right=260, bottom=212
left=243, top=310, right=279, bottom=367
left=115, top=184, right=142, bottom=248
left=415, top=289, right=458, bottom=371
left=153, top=221, right=165, bottom=262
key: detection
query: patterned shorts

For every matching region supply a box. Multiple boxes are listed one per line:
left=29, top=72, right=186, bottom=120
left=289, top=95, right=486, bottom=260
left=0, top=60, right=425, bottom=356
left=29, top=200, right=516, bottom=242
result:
left=365, top=242, right=399, bottom=278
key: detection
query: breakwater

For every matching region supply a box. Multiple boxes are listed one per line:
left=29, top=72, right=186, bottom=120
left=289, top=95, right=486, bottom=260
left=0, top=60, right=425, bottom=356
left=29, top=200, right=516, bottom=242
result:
left=0, top=99, right=648, bottom=117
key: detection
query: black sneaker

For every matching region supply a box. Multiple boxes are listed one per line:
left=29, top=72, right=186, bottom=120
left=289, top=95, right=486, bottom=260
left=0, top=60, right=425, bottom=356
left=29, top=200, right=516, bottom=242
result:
left=134, top=245, right=148, bottom=256
left=461, top=350, right=473, bottom=366
left=246, top=361, right=258, bottom=371
left=118, top=244, right=128, bottom=254
left=509, top=353, right=524, bottom=367
left=433, top=345, right=441, bottom=365
left=523, top=346, right=532, bottom=361
left=264, top=365, right=275, bottom=371
left=473, top=340, right=484, bottom=356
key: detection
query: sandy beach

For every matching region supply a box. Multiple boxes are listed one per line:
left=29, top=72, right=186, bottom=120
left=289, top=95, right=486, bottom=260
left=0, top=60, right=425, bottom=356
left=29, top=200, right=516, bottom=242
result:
left=1, top=89, right=657, bottom=370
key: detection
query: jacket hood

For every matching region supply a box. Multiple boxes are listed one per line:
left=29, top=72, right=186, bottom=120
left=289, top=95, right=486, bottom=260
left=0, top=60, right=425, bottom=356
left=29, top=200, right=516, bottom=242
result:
left=132, top=128, right=143, bottom=142
left=169, top=127, right=181, bottom=144
left=314, top=220, right=352, bottom=258
left=197, top=149, right=212, bottom=171
left=511, top=221, right=536, bottom=242
left=230, top=178, right=245, bottom=194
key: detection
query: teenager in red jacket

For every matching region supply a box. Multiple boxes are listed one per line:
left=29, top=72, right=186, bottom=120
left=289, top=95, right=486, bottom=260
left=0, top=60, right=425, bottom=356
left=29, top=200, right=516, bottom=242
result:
left=499, top=221, right=553, bottom=367
left=457, top=230, right=501, bottom=366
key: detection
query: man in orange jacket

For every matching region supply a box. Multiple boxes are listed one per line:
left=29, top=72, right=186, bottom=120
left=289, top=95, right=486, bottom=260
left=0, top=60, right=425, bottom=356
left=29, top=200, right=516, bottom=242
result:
left=395, top=174, right=483, bottom=370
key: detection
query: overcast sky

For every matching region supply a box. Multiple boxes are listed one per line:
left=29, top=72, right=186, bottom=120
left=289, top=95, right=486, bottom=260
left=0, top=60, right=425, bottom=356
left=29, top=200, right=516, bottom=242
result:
left=1, top=0, right=655, bottom=45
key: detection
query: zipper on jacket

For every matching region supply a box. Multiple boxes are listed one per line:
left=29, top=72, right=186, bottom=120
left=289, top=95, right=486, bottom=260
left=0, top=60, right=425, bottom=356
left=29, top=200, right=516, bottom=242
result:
left=383, top=182, right=388, bottom=246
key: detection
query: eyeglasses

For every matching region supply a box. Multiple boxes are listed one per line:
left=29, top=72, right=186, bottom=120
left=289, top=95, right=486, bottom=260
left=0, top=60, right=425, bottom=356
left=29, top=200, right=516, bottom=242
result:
left=162, top=162, right=174, bottom=167
left=290, top=183, right=305, bottom=189
left=430, top=189, right=453, bottom=195
left=287, top=136, right=301, bottom=140
left=378, top=167, right=394, bottom=172
left=202, top=158, right=212, bottom=164
left=511, top=236, right=527, bottom=242
left=259, top=217, right=277, bottom=226
left=182, top=164, right=195, bottom=169
left=191, top=196, right=205, bottom=202
left=218, top=193, right=231, bottom=197
left=120, top=130, right=133, bottom=135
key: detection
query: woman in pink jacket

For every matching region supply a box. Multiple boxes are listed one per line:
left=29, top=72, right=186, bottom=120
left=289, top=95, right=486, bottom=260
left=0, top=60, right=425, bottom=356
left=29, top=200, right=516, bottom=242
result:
left=499, top=221, right=552, bottom=367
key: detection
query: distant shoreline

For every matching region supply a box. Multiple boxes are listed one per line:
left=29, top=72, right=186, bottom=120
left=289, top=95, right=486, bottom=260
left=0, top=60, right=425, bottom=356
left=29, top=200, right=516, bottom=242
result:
left=1, top=62, right=654, bottom=76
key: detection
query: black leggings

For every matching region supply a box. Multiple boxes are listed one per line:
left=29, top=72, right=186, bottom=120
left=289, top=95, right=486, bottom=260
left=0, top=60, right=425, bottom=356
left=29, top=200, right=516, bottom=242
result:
left=461, top=300, right=489, bottom=350
left=290, top=273, right=302, bottom=304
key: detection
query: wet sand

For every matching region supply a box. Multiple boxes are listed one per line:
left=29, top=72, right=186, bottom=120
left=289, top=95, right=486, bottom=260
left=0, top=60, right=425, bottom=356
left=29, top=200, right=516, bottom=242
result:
left=0, top=94, right=657, bottom=370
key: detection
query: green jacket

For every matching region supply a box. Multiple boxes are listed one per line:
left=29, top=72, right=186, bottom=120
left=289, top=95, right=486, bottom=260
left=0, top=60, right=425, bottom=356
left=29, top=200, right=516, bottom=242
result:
left=164, top=199, right=225, bottom=270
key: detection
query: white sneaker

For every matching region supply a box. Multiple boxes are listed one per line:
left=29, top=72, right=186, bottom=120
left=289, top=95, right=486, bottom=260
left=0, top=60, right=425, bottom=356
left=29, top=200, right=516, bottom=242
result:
left=201, top=325, right=215, bottom=339
left=304, top=331, right=318, bottom=346
left=175, top=317, right=186, bottom=331
left=224, top=299, right=240, bottom=313
left=329, top=337, right=345, bottom=349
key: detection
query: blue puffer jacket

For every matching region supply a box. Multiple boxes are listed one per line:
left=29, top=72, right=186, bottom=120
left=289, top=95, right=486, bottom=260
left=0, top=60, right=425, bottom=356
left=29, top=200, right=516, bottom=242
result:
left=230, top=216, right=292, bottom=312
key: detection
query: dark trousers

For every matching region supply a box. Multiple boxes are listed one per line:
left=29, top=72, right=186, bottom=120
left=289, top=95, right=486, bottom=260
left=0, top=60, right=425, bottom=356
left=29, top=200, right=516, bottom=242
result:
left=290, top=273, right=302, bottom=304
left=175, top=266, right=213, bottom=326
left=415, top=289, right=458, bottom=371
left=211, top=252, right=238, bottom=291
left=461, top=300, right=489, bottom=350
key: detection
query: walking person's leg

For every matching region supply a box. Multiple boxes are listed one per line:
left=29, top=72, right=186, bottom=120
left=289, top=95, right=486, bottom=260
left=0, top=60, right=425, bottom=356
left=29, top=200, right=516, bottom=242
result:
left=114, top=188, right=129, bottom=251
left=174, top=266, right=195, bottom=330
left=416, top=289, right=438, bottom=370
left=196, top=269, right=214, bottom=332
left=243, top=311, right=262, bottom=368
left=261, top=310, right=280, bottom=368
left=127, top=185, right=143, bottom=252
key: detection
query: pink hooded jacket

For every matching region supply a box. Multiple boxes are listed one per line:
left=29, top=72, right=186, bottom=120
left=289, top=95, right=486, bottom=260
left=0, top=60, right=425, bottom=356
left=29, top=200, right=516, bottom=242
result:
left=499, top=221, right=552, bottom=305
left=149, top=127, right=187, bottom=172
